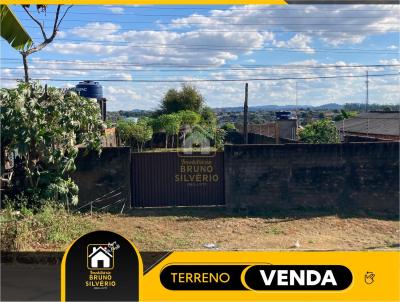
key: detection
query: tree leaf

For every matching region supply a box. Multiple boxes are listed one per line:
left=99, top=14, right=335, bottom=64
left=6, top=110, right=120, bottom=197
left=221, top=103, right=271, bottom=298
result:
left=0, top=5, right=32, bottom=51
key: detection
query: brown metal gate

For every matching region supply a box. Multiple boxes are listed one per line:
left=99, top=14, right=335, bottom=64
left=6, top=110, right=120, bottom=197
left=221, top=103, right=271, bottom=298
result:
left=131, top=152, right=225, bottom=207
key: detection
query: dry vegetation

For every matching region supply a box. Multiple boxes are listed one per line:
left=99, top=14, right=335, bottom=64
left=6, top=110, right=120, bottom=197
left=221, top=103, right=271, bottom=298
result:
left=2, top=206, right=398, bottom=251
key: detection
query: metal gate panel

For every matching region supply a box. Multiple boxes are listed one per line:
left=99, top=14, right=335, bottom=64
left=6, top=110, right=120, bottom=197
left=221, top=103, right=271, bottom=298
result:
left=131, top=152, right=224, bottom=207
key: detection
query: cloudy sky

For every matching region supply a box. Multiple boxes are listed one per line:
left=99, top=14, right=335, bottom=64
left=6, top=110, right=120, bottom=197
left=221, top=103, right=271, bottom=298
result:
left=1, top=4, right=399, bottom=110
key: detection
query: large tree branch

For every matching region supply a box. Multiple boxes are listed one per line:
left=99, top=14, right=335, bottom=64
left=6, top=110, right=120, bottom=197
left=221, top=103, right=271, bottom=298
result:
left=57, top=5, right=73, bottom=30
left=20, top=5, right=73, bottom=81
left=23, top=5, right=73, bottom=56
left=50, top=5, right=61, bottom=40
left=22, top=5, right=47, bottom=40
left=24, top=40, right=52, bottom=55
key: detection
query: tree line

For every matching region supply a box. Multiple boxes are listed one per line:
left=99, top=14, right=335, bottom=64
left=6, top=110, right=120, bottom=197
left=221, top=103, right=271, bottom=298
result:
left=116, top=85, right=227, bottom=151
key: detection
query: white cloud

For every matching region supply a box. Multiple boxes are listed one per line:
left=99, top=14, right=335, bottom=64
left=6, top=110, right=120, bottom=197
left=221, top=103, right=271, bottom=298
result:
left=167, top=4, right=399, bottom=47
left=48, top=24, right=271, bottom=66
left=3, top=5, right=398, bottom=110
left=69, top=22, right=121, bottom=39
left=273, top=34, right=314, bottom=54
left=103, top=6, right=125, bottom=14
left=379, top=58, right=400, bottom=65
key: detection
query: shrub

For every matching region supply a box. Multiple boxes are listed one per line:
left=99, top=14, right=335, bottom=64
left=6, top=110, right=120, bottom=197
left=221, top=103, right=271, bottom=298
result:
left=299, top=119, right=340, bottom=144
left=0, top=81, right=105, bottom=207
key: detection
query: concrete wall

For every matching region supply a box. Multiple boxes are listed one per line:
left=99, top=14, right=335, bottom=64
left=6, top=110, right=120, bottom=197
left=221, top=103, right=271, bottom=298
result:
left=72, top=147, right=131, bottom=209
left=224, top=142, right=399, bottom=215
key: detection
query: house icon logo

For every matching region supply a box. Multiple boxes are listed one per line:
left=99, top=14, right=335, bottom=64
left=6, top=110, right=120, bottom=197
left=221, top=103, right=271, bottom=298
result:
left=179, top=124, right=216, bottom=157
left=87, top=244, right=114, bottom=270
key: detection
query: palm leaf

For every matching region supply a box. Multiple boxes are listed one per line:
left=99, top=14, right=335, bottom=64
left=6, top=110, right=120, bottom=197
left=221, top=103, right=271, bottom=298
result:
left=0, top=5, right=32, bottom=50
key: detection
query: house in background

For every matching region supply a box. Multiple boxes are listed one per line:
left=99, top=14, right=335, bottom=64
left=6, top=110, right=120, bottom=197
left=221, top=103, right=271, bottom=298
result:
left=336, top=111, right=400, bottom=142
left=236, top=111, right=298, bottom=143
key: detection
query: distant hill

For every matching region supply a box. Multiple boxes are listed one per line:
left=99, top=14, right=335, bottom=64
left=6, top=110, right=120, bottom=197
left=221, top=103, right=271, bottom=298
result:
left=213, top=103, right=344, bottom=112
left=108, top=103, right=346, bottom=115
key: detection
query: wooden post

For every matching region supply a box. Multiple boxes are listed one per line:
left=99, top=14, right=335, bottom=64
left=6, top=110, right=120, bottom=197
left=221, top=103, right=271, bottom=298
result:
left=243, top=83, right=248, bottom=144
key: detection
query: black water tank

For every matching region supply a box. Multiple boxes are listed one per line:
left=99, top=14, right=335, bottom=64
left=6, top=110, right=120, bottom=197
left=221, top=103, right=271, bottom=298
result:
left=75, top=80, right=103, bottom=99
left=275, top=111, right=292, bottom=120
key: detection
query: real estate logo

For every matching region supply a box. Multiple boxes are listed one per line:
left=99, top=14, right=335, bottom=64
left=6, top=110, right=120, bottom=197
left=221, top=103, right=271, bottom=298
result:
left=179, top=124, right=217, bottom=157
left=62, top=231, right=140, bottom=301
left=87, top=244, right=116, bottom=270
left=85, top=242, right=120, bottom=289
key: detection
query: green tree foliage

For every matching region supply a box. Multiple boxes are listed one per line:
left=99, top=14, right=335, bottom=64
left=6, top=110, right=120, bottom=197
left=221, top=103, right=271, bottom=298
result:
left=333, top=109, right=358, bottom=122
left=160, top=85, right=204, bottom=114
left=116, top=119, right=133, bottom=145
left=0, top=5, right=32, bottom=51
left=344, top=103, right=399, bottom=112
left=221, top=122, right=237, bottom=132
left=149, top=116, right=162, bottom=133
left=0, top=82, right=105, bottom=208
left=177, top=110, right=201, bottom=147
left=200, top=106, right=217, bottom=131
left=177, top=110, right=201, bottom=127
left=133, top=118, right=153, bottom=151
left=214, top=128, right=226, bottom=150
left=157, top=113, right=182, bottom=148
left=299, top=119, right=340, bottom=144
left=116, top=118, right=153, bottom=151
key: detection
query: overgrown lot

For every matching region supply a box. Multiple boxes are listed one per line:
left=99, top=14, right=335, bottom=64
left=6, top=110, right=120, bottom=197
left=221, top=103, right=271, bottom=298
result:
left=0, top=202, right=94, bottom=251
left=1, top=206, right=398, bottom=251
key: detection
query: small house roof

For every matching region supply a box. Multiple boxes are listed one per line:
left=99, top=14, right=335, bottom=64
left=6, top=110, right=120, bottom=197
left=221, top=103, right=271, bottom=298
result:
left=88, top=246, right=113, bottom=258
left=336, top=112, right=400, bottom=136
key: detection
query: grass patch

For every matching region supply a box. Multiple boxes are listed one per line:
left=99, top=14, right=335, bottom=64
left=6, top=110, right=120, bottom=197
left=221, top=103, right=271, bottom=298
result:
left=265, top=227, right=285, bottom=235
left=0, top=202, right=93, bottom=251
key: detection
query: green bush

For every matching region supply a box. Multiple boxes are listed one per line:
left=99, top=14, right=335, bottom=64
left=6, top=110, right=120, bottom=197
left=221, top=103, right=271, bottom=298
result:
left=299, top=119, right=340, bottom=144
left=0, top=81, right=105, bottom=207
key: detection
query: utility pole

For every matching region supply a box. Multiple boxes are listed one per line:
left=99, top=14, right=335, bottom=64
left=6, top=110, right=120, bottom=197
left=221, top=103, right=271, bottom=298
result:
left=365, top=70, right=369, bottom=112
left=243, top=83, right=249, bottom=144
left=295, top=81, right=298, bottom=118
left=294, top=81, right=299, bottom=141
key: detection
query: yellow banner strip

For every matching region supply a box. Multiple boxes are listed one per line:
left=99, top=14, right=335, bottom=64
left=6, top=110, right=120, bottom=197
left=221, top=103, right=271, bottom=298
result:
left=1, top=1, right=287, bottom=5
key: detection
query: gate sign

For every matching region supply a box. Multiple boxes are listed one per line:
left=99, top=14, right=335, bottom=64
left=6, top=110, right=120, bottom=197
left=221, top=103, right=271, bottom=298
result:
left=132, top=152, right=224, bottom=207
left=61, top=230, right=142, bottom=301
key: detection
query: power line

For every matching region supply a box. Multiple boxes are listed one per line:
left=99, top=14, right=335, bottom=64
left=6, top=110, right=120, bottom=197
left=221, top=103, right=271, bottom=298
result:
left=2, top=59, right=399, bottom=70
left=2, top=59, right=398, bottom=70
left=11, top=6, right=399, bottom=12
left=12, top=10, right=400, bottom=18
left=20, top=25, right=399, bottom=33
left=19, top=18, right=400, bottom=26
left=1, top=72, right=398, bottom=83
left=2, top=64, right=399, bottom=73
left=18, top=45, right=398, bottom=55
left=3, top=69, right=381, bottom=79
left=16, top=38, right=399, bottom=54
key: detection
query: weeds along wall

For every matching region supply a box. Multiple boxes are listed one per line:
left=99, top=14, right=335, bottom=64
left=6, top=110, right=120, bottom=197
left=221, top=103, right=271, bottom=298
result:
left=224, top=142, right=399, bottom=216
